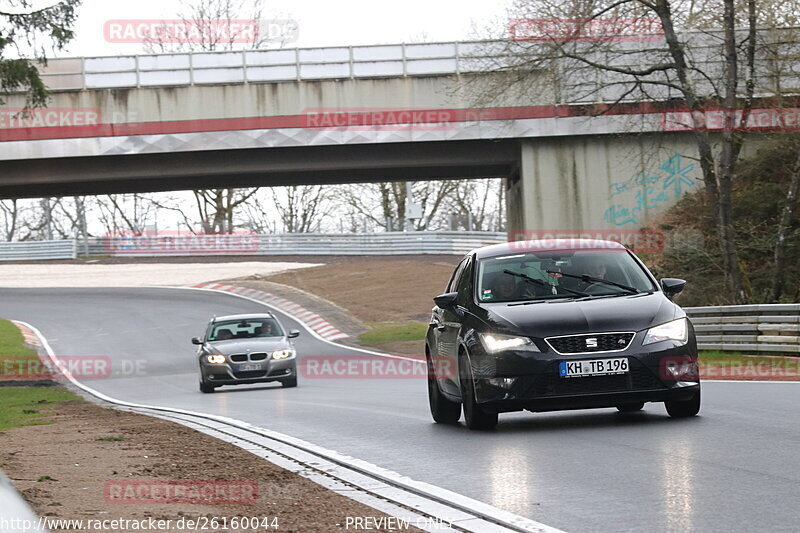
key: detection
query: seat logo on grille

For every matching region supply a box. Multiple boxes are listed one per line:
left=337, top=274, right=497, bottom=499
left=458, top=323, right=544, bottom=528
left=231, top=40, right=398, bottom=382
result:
left=585, top=337, right=598, bottom=348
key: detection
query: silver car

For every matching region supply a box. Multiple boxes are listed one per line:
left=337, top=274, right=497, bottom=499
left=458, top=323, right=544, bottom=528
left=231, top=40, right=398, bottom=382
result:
left=192, top=313, right=299, bottom=393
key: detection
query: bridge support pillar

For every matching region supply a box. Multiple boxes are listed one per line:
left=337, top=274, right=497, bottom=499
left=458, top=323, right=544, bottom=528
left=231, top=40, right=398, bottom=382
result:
left=507, top=136, right=703, bottom=240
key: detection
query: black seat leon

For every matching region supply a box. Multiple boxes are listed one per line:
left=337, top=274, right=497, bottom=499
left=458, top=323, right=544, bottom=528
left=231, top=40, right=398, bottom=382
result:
left=426, top=238, right=700, bottom=430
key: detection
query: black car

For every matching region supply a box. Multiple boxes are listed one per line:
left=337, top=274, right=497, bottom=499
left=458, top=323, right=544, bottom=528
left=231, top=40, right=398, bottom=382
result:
left=192, top=313, right=300, bottom=393
left=426, top=239, right=700, bottom=430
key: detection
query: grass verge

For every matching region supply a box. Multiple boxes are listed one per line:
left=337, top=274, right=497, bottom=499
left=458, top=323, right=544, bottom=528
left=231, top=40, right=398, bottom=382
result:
left=0, top=318, right=40, bottom=380
left=0, top=387, right=81, bottom=431
left=358, top=321, right=428, bottom=345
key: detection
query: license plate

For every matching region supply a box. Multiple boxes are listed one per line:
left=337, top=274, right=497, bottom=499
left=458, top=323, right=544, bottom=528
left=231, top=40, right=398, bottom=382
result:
left=559, top=358, right=629, bottom=378
left=237, top=363, right=262, bottom=372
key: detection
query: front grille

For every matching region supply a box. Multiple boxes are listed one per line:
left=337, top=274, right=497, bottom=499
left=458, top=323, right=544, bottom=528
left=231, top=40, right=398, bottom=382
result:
left=531, top=358, right=665, bottom=397
left=546, top=332, right=635, bottom=354
left=232, top=370, right=268, bottom=379
left=229, top=353, right=268, bottom=363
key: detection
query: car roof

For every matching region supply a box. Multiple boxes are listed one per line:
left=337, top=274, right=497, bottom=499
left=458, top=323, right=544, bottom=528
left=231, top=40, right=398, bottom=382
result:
left=211, top=313, right=275, bottom=323
left=473, top=239, right=627, bottom=259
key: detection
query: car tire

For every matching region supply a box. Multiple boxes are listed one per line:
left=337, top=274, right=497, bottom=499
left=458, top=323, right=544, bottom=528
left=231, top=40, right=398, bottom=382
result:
left=199, top=379, right=215, bottom=394
left=459, top=354, right=498, bottom=430
left=665, top=389, right=701, bottom=418
left=617, top=402, right=645, bottom=412
left=280, top=376, right=298, bottom=388
left=426, top=354, right=461, bottom=424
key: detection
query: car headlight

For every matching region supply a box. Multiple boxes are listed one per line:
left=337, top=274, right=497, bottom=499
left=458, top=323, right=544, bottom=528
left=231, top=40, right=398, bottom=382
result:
left=643, top=318, right=688, bottom=345
left=206, top=354, right=226, bottom=364
left=479, top=333, right=539, bottom=353
left=272, top=349, right=295, bottom=360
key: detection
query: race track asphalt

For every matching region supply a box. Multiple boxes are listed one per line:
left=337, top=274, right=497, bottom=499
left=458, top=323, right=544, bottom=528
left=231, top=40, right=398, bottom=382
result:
left=1, top=287, right=798, bottom=533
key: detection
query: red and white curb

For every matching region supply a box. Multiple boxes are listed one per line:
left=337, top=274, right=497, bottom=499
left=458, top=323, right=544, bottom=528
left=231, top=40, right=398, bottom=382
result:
left=193, top=283, right=350, bottom=341
left=13, top=321, right=42, bottom=347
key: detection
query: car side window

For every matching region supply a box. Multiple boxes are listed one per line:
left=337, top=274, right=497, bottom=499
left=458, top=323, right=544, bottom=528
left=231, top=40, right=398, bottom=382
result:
left=446, top=259, right=467, bottom=294
left=456, top=258, right=473, bottom=307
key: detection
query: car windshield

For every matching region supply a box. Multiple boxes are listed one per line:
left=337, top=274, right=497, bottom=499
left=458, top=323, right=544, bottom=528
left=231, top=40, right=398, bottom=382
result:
left=208, top=319, right=283, bottom=341
left=476, top=249, right=656, bottom=303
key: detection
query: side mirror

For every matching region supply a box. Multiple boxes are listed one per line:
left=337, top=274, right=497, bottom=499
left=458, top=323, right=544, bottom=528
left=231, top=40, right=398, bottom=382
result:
left=191, top=336, right=204, bottom=345
left=433, top=292, right=459, bottom=310
left=661, top=278, right=686, bottom=299
left=288, top=330, right=300, bottom=339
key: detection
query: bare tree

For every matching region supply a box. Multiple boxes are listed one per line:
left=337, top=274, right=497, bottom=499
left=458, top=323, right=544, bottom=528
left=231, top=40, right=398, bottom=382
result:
left=143, top=0, right=292, bottom=233
left=0, top=199, right=18, bottom=241
left=143, top=0, right=285, bottom=53
left=475, top=0, right=800, bottom=302
left=334, top=179, right=504, bottom=232
left=772, top=149, right=800, bottom=301
left=269, top=186, right=329, bottom=233
left=193, top=188, right=258, bottom=233
left=94, top=194, right=158, bottom=236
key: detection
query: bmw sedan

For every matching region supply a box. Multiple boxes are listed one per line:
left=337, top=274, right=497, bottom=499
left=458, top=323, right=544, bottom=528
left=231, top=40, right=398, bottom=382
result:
left=193, top=313, right=299, bottom=393
left=426, top=239, right=700, bottom=430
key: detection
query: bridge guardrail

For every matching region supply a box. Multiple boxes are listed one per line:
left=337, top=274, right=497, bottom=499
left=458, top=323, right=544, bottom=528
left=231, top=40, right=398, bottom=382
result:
left=85, top=231, right=507, bottom=257
left=685, top=304, right=800, bottom=354
left=0, top=240, right=76, bottom=261
left=37, top=41, right=506, bottom=91
left=0, top=232, right=507, bottom=259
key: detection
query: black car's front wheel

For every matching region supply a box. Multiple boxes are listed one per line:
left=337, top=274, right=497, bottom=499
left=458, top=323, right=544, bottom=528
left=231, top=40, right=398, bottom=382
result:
left=426, top=354, right=461, bottom=424
left=665, top=389, right=701, bottom=418
left=460, top=354, right=498, bottom=430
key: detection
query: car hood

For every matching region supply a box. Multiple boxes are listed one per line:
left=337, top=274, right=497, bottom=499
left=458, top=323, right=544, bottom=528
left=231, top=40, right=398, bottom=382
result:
left=480, top=293, right=680, bottom=338
left=207, top=338, right=290, bottom=355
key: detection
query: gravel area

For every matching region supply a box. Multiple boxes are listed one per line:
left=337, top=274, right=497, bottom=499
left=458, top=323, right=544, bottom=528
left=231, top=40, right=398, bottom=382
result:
left=0, top=397, right=421, bottom=532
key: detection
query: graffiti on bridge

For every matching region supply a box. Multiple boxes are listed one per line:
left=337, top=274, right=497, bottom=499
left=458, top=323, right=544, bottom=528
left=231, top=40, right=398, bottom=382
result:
left=604, top=153, right=697, bottom=226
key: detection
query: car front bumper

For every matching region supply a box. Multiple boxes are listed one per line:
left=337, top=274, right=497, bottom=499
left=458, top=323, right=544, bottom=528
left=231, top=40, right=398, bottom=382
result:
left=200, top=357, right=296, bottom=385
left=469, top=338, right=699, bottom=412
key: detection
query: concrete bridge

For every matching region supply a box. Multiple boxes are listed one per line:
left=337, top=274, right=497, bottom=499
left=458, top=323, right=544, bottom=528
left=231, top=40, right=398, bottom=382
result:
left=0, top=41, right=713, bottom=233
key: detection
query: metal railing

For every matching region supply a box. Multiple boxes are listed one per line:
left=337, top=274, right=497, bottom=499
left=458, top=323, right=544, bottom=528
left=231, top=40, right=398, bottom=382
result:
left=686, top=304, right=800, bottom=354
left=0, top=232, right=506, bottom=260
left=36, top=41, right=504, bottom=91
left=84, top=231, right=507, bottom=257
left=0, top=240, right=76, bottom=261
left=32, top=32, right=800, bottom=104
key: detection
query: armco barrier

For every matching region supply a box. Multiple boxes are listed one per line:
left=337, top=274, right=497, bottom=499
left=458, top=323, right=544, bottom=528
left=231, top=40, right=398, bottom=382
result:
left=0, top=240, right=76, bottom=261
left=80, top=231, right=508, bottom=257
left=685, top=304, right=800, bottom=354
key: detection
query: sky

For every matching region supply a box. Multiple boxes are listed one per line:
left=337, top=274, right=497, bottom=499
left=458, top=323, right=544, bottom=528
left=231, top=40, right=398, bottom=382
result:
left=61, top=0, right=511, bottom=57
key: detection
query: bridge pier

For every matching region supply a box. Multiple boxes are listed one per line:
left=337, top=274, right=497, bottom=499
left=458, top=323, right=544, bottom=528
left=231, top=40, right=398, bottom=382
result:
left=508, top=135, right=703, bottom=238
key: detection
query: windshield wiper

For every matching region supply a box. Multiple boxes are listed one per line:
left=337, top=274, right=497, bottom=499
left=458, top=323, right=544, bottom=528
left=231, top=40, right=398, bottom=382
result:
left=502, top=269, right=590, bottom=297
left=545, top=270, right=639, bottom=294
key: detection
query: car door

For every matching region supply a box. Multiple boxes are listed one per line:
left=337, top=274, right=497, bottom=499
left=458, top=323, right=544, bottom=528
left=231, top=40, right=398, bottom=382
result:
left=431, top=258, right=466, bottom=396
left=437, top=256, right=474, bottom=396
